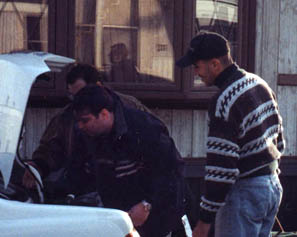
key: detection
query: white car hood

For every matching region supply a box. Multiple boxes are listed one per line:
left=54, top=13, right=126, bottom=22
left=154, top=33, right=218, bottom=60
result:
left=0, top=198, right=134, bottom=236
left=0, top=52, right=75, bottom=187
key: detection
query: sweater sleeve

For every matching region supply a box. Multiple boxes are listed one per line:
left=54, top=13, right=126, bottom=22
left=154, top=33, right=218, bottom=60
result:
left=199, top=116, right=240, bottom=223
left=32, top=111, right=74, bottom=177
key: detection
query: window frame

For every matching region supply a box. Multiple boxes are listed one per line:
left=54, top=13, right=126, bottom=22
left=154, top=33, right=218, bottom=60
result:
left=27, top=0, right=256, bottom=109
left=171, top=0, right=257, bottom=110
left=28, top=0, right=75, bottom=107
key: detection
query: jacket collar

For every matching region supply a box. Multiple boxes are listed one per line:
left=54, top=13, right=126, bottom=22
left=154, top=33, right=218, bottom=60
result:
left=214, top=63, right=239, bottom=89
left=107, top=89, right=129, bottom=141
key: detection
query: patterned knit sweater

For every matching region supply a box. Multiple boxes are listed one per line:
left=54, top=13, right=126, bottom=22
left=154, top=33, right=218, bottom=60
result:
left=199, top=64, right=286, bottom=223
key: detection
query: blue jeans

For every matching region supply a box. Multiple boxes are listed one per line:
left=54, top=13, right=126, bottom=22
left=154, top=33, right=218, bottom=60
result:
left=215, top=174, right=283, bottom=237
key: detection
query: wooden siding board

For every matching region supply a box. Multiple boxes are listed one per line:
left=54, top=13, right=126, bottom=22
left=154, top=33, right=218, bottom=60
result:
left=184, top=157, right=297, bottom=178
left=171, top=110, right=193, bottom=158
left=256, top=0, right=280, bottom=92
left=192, top=110, right=208, bottom=158
left=279, top=0, right=297, bottom=75
left=278, top=74, right=297, bottom=86
left=152, top=109, right=173, bottom=135
left=254, top=0, right=263, bottom=77
left=278, top=87, right=297, bottom=156
left=24, top=108, right=47, bottom=159
left=277, top=0, right=297, bottom=156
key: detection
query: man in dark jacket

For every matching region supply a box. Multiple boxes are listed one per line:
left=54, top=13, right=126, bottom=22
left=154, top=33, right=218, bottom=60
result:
left=72, top=85, right=185, bottom=237
left=176, top=31, right=285, bottom=237
left=22, top=64, right=152, bottom=194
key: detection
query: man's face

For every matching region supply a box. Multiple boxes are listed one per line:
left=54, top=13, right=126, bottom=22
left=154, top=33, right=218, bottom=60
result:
left=76, top=110, right=112, bottom=137
left=110, top=48, right=125, bottom=64
left=193, top=60, right=217, bottom=86
left=68, top=78, right=87, bottom=95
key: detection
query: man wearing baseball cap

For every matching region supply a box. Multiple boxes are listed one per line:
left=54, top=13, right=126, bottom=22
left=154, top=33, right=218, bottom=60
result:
left=177, top=31, right=285, bottom=237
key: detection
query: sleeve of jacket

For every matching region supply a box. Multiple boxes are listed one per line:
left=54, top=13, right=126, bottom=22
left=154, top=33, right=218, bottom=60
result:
left=32, top=112, right=73, bottom=177
left=141, top=119, right=185, bottom=213
left=199, top=114, right=240, bottom=223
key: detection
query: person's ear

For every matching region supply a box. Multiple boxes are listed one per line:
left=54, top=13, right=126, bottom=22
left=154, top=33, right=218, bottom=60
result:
left=210, top=58, right=223, bottom=73
left=210, top=58, right=220, bottom=68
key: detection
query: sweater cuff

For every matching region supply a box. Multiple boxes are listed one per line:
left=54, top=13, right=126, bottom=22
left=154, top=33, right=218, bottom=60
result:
left=199, top=208, right=216, bottom=224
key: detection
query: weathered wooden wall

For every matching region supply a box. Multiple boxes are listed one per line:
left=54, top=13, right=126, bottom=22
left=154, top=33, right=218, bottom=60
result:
left=255, top=0, right=297, bottom=231
left=22, top=108, right=208, bottom=159
left=255, top=0, right=297, bottom=157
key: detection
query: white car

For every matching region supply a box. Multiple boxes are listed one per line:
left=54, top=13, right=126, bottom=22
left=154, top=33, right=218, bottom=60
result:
left=0, top=51, right=139, bottom=237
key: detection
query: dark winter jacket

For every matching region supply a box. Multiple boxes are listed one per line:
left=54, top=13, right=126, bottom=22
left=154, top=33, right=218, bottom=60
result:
left=71, top=92, right=185, bottom=214
left=67, top=92, right=185, bottom=236
left=32, top=89, right=153, bottom=178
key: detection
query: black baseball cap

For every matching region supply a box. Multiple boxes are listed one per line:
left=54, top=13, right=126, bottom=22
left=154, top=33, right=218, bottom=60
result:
left=176, top=31, right=230, bottom=67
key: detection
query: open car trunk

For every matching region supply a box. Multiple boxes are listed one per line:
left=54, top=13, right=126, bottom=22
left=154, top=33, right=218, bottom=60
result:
left=0, top=51, right=139, bottom=237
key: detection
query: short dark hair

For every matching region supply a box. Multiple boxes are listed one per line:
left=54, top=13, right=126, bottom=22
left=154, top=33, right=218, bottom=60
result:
left=176, top=31, right=230, bottom=67
left=73, top=86, right=114, bottom=116
left=66, top=63, right=104, bottom=85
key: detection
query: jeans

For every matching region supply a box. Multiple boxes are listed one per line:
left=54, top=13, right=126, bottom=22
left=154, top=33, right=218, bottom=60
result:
left=215, top=174, right=283, bottom=237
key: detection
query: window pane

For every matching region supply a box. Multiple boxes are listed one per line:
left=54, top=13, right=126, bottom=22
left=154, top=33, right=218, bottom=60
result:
left=75, top=0, right=176, bottom=85
left=0, top=1, right=48, bottom=53
left=194, top=0, right=238, bottom=87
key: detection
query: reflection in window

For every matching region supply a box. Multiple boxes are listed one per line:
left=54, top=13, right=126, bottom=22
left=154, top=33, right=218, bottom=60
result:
left=75, top=0, right=175, bottom=85
left=0, top=1, right=48, bottom=54
left=194, top=0, right=238, bottom=86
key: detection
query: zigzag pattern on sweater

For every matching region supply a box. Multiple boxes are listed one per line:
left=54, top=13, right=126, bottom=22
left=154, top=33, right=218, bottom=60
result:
left=207, top=137, right=239, bottom=158
left=205, top=165, right=239, bottom=184
left=239, top=100, right=279, bottom=138
left=215, top=74, right=269, bottom=120
left=200, top=196, right=225, bottom=213
left=239, top=124, right=280, bottom=158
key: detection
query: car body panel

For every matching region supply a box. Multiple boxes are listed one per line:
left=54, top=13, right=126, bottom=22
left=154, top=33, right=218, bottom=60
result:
left=0, top=198, right=134, bottom=236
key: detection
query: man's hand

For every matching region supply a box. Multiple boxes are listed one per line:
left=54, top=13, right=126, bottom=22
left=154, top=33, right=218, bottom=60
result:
left=192, top=220, right=211, bottom=237
left=22, top=162, right=41, bottom=189
left=128, top=202, right=150, bottom=227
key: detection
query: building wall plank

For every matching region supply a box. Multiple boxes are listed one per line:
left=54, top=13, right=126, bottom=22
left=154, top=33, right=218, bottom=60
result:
left=279, top=0, right=297, bottom=75
left=276, top=0, right=297, bottom=156
left=23, top=107, right=210, bottom=160
left=171, top=110, right=193, bottom=158
left=192, top=110, right=208, bottom=158
left=24, top=108, right=47, bottom=159
left=255, top=0, right=280, bottom=92
left=278, top=87, right=297, bottom=156
left=152, top=108, right=173, bottom=134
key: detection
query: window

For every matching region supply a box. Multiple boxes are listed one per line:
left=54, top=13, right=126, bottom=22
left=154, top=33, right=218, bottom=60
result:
left=178, top=0, right=256, bottom=109
left=193, top=0, right=239, bottom=87
left=0, top=0, right=255, bottom=108
left=74, top=0, right=182, bottom=91
left=72, top=0, right=256, bottom=109
left=0, top=0, right=48, bottom=53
